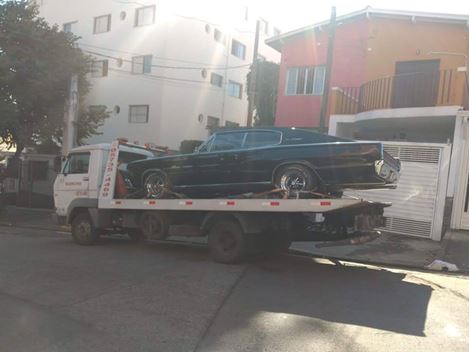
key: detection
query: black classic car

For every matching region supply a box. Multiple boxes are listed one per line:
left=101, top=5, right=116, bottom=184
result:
left=126, top=127, right=400, bottom=198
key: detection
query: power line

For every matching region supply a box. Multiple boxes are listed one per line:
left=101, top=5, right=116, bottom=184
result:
left=107, top=67, right=232, bottom=93
left=79, top=42, right=219, bottom=66
left=108, top=67, right=213, bottom=85
left=82, top=48, right=251, bottom=70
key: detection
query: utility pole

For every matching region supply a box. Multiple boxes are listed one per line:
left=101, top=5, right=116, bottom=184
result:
left=62, top=75, right=79, bottom=156
left=247, top=20, right=260, bottom=127
left=319, top=6, right=336, bottom=133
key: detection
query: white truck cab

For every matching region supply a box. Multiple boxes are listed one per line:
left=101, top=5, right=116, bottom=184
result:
left=54, top=143, right=154, bottom=222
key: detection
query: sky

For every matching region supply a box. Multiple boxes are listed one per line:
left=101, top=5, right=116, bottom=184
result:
left=247, top=0, right=469, bottom=31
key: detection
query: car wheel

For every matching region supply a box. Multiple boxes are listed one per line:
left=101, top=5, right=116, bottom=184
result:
left=275, top=164, right=318, bottom=192
left=71, top=212, right=99, bottom=245
left=144, top=171, right=170, bottom=199
left=208, top=220, right=249, bottom=264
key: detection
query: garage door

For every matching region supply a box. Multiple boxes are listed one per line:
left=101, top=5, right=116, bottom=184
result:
left=347, top=142, right=451, bottom=241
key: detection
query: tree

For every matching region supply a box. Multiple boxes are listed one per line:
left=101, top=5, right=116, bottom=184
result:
left=246, top=60, right=279, bottom=126
left=0, top=0, right=108, bottom=156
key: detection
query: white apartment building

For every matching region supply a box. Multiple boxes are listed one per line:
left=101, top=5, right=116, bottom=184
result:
left=36, top=0, right=280, bottom=150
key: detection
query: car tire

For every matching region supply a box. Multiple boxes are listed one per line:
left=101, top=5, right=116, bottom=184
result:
left=71, top=212, right=100, bottom=245
left=208, top=219, right=249, bottom=264
left=143, top=171, right=170, bottom=199
left=274, top=164, right=318, bottom=192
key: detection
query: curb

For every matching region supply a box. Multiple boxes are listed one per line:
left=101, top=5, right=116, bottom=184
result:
left=288, top=248, right=469, bottom=275
left=0, top=222, right=69, bottom=233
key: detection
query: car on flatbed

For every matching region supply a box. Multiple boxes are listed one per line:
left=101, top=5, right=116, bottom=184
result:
left=126, top=127, right=400, bottom=199
left=53, top=140, right=390, bottom=264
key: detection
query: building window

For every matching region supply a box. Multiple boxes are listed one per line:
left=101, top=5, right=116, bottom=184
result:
left=231, top=39, right=246, bottom=60
left=63, top=21, right=77, bottom=33
left=210, top=73, right=223, bottom=87
left=214, top=29, right=225, bottom=44
left=225, top=121, right=239, bottom=128
left=91, top=60, right=108, bottom=77
left=135, top=5, right=156, bottom=27
left=129, top=105, right=149, bottom=123
left=132, top=55, right=152, bottom=74
left=227, top=81, right=243, bottom=99
left=94, top=14, right=111, bottom=34
left=273, top=27, right=281, bottom=36
left=259, top=18, right=269, bottom=35
left=285, top=66, right=326, bottom=96
left=207, top=116, right=220, bottom=134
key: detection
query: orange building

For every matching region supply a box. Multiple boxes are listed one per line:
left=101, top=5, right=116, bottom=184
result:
left=267, top=8, right=469, bottom=240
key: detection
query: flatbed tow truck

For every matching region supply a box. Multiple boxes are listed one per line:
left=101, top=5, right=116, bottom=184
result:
left=54, top=140, right=389, bottom=264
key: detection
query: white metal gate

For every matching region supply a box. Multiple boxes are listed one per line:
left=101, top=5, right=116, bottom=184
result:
left=347, top=142, right=451, bottom=241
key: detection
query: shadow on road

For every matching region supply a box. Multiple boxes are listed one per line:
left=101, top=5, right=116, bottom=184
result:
left=196, top=255, right=434, bottom=351
left=94, top=237, right=433, bottom=337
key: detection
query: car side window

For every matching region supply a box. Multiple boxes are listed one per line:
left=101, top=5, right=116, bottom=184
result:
left=210, top=133, right=245, bottom=152
left=63, top=153, right=90, bottom=174
left=243, top=131, right=281, bottom=149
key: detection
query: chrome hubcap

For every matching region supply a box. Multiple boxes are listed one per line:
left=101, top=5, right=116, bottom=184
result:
left=145, top=174, right=166, bottom=198
left=280, top=173, right=307, bottom=191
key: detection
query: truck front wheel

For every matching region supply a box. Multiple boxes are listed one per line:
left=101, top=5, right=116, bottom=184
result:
left=71, top=212, right=100, bottom=245
left=208, top=219, right=249, bottom=264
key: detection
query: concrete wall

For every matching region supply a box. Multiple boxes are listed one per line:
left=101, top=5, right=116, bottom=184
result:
left=37, top=0, right=280, bottom=150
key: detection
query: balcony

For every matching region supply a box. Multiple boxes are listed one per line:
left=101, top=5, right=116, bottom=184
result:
left=331, top=69, right=468, bottom=115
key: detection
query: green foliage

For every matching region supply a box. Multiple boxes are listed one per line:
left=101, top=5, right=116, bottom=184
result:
left=0, top=0, right=108, bottom=155
left=246, top=60, right=279, bottom=126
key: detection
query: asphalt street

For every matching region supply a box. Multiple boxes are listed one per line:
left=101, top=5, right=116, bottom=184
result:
left=0, top=226, right=468, bottom=352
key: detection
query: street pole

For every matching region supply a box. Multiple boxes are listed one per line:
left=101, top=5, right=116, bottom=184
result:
left=247, top=20, right=260, bottom=127
left=319, top=6, right=336, bottom=133
left=62, top=75, right=79, bottom=156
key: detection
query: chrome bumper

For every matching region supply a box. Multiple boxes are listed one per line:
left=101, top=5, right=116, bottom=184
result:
left=375, top=160, right=399, bottom=184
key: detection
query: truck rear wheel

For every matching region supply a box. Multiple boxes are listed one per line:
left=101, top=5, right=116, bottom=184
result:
left=140, top=211, right=170, bottom=240
left=71, top=212, right=100, bottom=245
left=208, top=219, right=249, bottom=264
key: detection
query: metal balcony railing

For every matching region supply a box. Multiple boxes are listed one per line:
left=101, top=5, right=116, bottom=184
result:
left=331, top=69, right=468, bottom=115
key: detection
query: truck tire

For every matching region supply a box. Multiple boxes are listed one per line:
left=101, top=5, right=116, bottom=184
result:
left=208, top=219, right=249, bottom=264
left=140, top=211, right=170, bottom=240
left=71, top=212, right=100, bottom=245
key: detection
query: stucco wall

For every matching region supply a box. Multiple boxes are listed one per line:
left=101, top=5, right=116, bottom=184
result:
left=274, top=14, right=468, bottom=128
left=365, top=18, right=468, bottom=80
left=275, top=19, right=368, bottom=127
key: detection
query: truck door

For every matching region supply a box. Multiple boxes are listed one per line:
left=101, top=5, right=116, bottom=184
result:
left=54, top=152, right=91, bottom=215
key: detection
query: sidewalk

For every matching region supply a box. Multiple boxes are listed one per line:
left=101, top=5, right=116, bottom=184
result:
left=292, top=229, right=468, bottom=273
left=0, top=205, right=467, bottom=272
left=0, top=205, right=61, bottom=232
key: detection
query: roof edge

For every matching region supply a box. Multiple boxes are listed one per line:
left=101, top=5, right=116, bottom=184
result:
left=266, top=7, right=469, bottom=51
